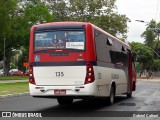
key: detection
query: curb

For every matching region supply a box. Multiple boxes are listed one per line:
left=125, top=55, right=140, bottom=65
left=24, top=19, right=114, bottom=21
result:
left=0, top=92, right=30, bottom=99
left=0, top=80, right=28, bottom=84
left=137, top=79, right=160, bottom=82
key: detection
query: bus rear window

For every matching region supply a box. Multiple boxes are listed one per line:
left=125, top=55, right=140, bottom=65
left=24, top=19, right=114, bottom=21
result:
left=34, top=30, right=85, bottom=51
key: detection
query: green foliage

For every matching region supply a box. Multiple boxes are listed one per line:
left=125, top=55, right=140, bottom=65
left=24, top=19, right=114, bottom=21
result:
left=141, top=20, right=157, bottom=47
left=139, top=19, right=160, bottom=72
left=153, top=59, right=160, bottom=71
left=48, top=0, right=129, bottom=39
left=130, top=42, right=154, bottom=70
left=94, top=14, right=129, bottom=38
left=24, top=0, right=52, bottom=25
left=0, top=0, right=129, bottom=74
left=0, top=0, right=18, bottom=36
left=0, top=0, right=52, bottom=74
left=141, top=20, right=160, bottom=48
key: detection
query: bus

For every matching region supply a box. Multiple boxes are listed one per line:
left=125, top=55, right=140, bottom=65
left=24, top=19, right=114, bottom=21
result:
left=29, top=22, right=136, bottom=105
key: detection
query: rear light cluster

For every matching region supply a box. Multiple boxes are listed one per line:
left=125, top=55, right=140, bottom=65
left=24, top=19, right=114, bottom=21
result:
left=29, top=64, right=36, bottom=85
left=85, top=63, right=95, bottom=84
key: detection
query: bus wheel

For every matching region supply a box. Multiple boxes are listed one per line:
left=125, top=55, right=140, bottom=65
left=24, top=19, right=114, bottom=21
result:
left=108, top=86, right=115, bottom=105
left=57, top=97, right=73, bottom=105
left=127, top=91, right=132, bottom=98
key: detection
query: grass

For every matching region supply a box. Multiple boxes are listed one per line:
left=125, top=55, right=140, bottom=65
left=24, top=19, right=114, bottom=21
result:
left=0, top=76, right=28, bottom=80
left=0, top=82, right=29, bottom=95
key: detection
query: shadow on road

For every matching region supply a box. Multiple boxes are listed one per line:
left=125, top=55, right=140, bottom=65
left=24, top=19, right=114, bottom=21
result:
left=34, top=96, right=137, bottom=117
left=38, top=95, right=131, bottom=112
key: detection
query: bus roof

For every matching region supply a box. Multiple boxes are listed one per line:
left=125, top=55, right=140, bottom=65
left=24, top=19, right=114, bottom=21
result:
left=33, top=22, right=88, bottom=27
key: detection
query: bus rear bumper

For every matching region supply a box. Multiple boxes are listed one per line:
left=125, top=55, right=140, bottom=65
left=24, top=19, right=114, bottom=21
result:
left=29, top=82, right=97, bottom=97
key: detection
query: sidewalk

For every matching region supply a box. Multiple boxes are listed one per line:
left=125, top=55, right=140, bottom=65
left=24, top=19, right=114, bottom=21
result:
left=137, top=78, right=160, bottom=82
left=0, top=80, right=28, bottom=84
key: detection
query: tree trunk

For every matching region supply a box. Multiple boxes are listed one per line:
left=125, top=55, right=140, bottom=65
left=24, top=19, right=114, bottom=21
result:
left=4, top=54, right=11, bottom=76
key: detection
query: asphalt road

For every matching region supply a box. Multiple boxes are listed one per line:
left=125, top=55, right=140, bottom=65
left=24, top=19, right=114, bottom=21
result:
left=0, top=79, right=160, bottom=120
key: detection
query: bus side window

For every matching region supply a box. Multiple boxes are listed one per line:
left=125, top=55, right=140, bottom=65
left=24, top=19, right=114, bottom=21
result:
left=107, top=38, right=113, bottom=46
left=122, top=46, right=126, bottom=52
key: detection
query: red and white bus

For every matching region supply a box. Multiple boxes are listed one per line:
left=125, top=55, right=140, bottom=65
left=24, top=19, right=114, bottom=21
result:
left=29, top=22, right=136, bottom=105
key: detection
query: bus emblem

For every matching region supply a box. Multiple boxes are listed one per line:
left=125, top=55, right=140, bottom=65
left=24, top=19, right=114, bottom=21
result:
left=34, top=55, right=40, bottom=62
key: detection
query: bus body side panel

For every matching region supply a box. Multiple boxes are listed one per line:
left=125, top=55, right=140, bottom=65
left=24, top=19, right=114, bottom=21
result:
left=93, top=28, right=129, bottom=97
left=112, top=41, right=129, bottom=95
left=93, top=66, right=128, bottom=97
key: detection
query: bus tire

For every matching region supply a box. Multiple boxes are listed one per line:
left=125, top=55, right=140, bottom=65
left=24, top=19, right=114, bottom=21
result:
left=127, top=91, right=132, bottom=98
left=57, top=97, right=73, bottom=105
left=108, top=86, right=115, bottom=105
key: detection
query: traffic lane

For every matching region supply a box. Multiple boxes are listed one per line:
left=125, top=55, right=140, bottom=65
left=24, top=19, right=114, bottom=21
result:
left=35, top=80, right=160, bottom=112
left=0, top=81, right=160, bottom=111
left=133, top=80, right=160, bottom=111
left=0, top=96, right=132, bottom=120
left=0, top=96, right=60, bottom=111
left=0, top=87, right=130, bottom=111
left=0, top=95, right=128, bottom=111
left=0, top=80, right=160, bottom=112
left=0, top=80, right=159, bottom=120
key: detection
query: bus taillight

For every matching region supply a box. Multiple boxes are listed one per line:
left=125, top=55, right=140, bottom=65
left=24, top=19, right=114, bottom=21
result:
left=85, top=63, right=95, bottom=84
left=29, top=64, right=36, bottom=85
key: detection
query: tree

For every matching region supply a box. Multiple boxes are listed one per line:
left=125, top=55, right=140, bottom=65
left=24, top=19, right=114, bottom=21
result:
left=139, top=20, right=160, bottom=76
left=14, top=0, right=53, bottom=72
left=141, top=20, right=157, bottom=48
left=0, top=0, right=129, bottom=75
left=94, top=14, right=129, bottom=38
left=141, top=19, right=160, bottom=52
left=47, top=0, right=69, bottom=21
left=130, top=42, right=154, bottom=75
left=47, top=0, right=129, bottom=39
left=0, top=0, right=52, bottom=75
left=141, top=19, right=160, bottom=59
left=153, top=59, right=160, bottom=71
left=0, top=0, right=19, bottom=75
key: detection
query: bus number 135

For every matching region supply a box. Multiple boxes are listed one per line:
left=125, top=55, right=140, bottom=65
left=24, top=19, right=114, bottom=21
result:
left=55, top=72, right=64, bottom=77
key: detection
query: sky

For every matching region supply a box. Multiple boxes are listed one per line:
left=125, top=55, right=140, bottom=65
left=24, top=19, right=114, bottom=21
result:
left=116, top=0, right=160, bottom=43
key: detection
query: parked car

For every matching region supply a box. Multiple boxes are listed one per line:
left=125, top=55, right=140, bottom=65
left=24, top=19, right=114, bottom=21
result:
left=0, top=71, right=4, bottom=76
left=9, top=69, right=18, bottom=74
left=24, top=71, right=29, bottom=76
left=10, top=71, right=24, bottom=76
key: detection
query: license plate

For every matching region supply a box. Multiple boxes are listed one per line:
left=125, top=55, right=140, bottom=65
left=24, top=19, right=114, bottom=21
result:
left=54, top=90, right=66, bottom=95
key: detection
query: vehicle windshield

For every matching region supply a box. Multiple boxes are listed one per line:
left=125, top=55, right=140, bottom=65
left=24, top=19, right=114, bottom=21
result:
left=34, top=30, right=85, bottom=51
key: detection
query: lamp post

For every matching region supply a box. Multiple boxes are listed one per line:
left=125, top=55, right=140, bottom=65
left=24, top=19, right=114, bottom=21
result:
left=135, top=20, right=150, bottom=24
left=135, top=20, right=160, bottom=31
